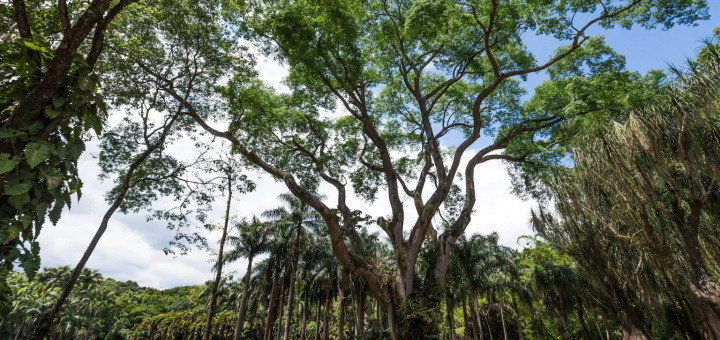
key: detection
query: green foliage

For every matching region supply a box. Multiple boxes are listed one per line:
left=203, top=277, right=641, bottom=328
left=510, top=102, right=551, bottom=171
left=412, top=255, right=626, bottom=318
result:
left=2, top=266, right=215, bottom=339
left=0, top=0, right=119, bottom=312
left=131, top=310, right=237, bottom=340
left=533, top=41, right=720, bottom=339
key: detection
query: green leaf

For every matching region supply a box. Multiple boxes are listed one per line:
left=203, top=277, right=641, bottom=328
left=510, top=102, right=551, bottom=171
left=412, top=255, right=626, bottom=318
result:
left=4, top=172, right=33, bottom=195
left=19, top=245, right=41, bottom=280
left=35, top=201, right=48, bottom=223
left=49, top=201, right=64, bottom=225
left=0, top=128, right=24, bottom=139
left=45, top=105, right=62, bottom=119
left=52, top=95, right=67, bottom=108
left=21, top=120, right=44, bottom=134
left=84, top=112, right=104, bottom=135
left=21, top=40, right=50, bottom=53
left=25, top=142, right=50, bottom=168
left=8, top=193, right=30, bottom=210
left=5, top=224, right=23, bottom=242
left=0, top=153, right=20, bottom=174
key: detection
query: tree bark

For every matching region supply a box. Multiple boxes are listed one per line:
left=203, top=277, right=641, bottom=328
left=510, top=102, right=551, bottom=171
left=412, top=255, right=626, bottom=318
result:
left=470, top=295, right=483, bottom=340
left=447, top=293, right=456, bottom=340
left=338, top=268, right=349, bottom=340
left=283, top=226, right=300, bottom=340
left=264, top=266, right=282, bottom=340
left=322, top=291, right=331, bottom=340
left=301, top=294, right=309, bottom=340
left=354, top=284, right=365, bottom=336
left=202, top=176, right=233, bottom=340
left=511, top=295, right=523, bottom=340
left=13, top=320, right=24, bottom=340
left=314, top=296, right=322, bottom=340
left=234, top=255, right=254, bottom=340
left=463, top=297, right=469, bottom=338
left=276, top=283, right=286, bottom=340
left=500, top=304, right=508, bottom=340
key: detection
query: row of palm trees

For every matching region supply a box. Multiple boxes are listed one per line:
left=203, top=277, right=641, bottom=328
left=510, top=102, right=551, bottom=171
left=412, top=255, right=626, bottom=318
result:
left=2, top=267, right=113, bottom=340
left=183, top=192, right=623, bottom=340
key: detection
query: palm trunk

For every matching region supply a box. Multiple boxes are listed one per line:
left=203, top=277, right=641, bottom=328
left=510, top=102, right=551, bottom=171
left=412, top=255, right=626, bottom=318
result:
left=283, top=229, right=300, bottom=340
left=470, top=295, right=483, bottom=340
left=376, top=299, right=383, bottom=330
left=276, top=284, right=287, bottom=340
left=484, top=314, right=494, bottom=340
left=463, top=297, right=469, bottom=338
left=447, top=294, right=456, bottom=340
left=322, top=291, right=331, bottom=340
left=234, top=255, right=254, bottom=340
left=300, top=293, right=309, bottom=340
left=576, top=304, right=592, bottom=340
left=338, top=271, right=347, bottom=340
left=500, top=304, right=508, bottom=340
left=203, top=177, right=233, bottom=340
left=13, top=320, right=25, bottom=340
left=83, top=308, right=99, bottom=340
left=314, top=297, right=322, bottom=340
left=354, top=286, right=365, bottom=336
left=595, top=320, right=604, bottom=340
left=511, top=295, right=523, bottom=340
left=560, top=312, right=570, bottom=340
left=264, top=266, right=282, bottom=340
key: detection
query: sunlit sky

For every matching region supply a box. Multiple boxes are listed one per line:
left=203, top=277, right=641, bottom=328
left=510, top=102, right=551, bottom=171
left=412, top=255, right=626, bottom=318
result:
left=37, top=4, right=719, bottom=289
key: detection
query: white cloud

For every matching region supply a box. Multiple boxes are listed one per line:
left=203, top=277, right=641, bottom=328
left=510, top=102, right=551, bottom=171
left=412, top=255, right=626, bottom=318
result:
left=37, top=56, right=536, bottom=290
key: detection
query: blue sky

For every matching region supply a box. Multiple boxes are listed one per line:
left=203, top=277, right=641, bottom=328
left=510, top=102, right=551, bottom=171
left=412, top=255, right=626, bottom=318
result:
left=523, top=3, right=720, bottom=96
left=37, top=3, right=720, bottom=289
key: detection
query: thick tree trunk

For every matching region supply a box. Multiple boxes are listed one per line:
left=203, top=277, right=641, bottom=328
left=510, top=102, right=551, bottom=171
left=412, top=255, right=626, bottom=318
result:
left=235, top=256, right=254, bottom=340
left=387, top=301, right=400, bottom=340
left=620, top=308, right=651, bottom=340
left=622, top=325, right=649, bottom=340
left=203, top=179, right=233, bottom=340
left=680, top=222, right=720, bottom=337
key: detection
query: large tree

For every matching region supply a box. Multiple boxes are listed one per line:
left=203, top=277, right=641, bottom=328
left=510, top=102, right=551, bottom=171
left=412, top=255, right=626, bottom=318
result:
left=116, top=0, right=708, bottom=337
left=533, top=42, right=720, bottom=338
left=0, top=0, right=140, bottom=309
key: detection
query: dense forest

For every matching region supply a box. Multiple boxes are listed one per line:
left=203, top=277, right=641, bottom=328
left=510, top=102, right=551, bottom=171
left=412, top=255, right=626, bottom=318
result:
left=1, top=0, right=720, bottom=339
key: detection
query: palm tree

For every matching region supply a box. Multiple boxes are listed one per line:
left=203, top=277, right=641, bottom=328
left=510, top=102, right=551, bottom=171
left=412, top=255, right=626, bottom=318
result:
left=224, top=216, right=270, bottom=340
left=262, top=193, right=322, bottom=340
